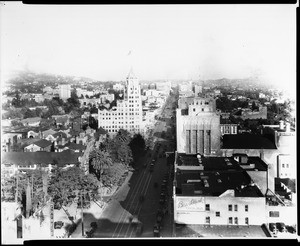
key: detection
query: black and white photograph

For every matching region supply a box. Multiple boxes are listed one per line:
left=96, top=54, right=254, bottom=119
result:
left=0, top=2, right=297, bottom=243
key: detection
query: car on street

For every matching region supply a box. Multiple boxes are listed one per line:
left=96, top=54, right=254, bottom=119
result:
left=286, top=225, right=296, bottom=234
left=153, top=224, right=160, bottom=237
left=136, top=222, right=143, bottom=236
left=269, top=223, right=277, bottom=234
left=149, top=163, right=154, bottom=172
left=54, top=221, right=64, bottom=229
left=276, top=222, right=287, bottom=232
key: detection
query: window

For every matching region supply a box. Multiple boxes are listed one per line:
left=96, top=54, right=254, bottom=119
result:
left=193, top=108, right=196, bottom=112
left=245, top=205, right=248, bottom=212
left=245, top=217, right=249, bottom=225
left=269, top=211, right=279, bottom=217
left=286, top=164, right=289, bottom=168
left=234, top=205, right=238, bottom=211
left=234, top=217, right=238, bottom=224
left=205, top=216, right=210, bottom=224
left=228, top=205, right=232, bottom=211
left=229, top=217, right=233, bottom=224
left=282, top=163, right=285, bottom=168
left=216, top=212, right=220, bottom=217
left=202, top=108, right=204, bottom=111
left=205, top=204, right=210, bottom=211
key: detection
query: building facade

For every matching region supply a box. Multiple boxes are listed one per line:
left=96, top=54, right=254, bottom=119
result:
left=98, top=68, right=142, bottom=134
left=176, top=96, right=221, bottom=155
left=173, top=153, right=267, bottom=226
left=59, top=84, right=71, bottom=100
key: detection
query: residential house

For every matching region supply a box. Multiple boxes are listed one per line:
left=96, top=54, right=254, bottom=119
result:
left=20, top=117, right=42, bottom=127
left=2, top=150, right=83, bottom=175
left=24, top=139, right=52, bottom=152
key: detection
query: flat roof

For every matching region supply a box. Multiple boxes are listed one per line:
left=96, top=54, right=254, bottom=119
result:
left=2, top=151, right=82, bottom=166
left=222, top=134, right=277, bottom=149
left=175, top=169, right=264, bottom=197
left=176, top=154, right=242, bottom=171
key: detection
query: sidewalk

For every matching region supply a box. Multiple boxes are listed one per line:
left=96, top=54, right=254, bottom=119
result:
left=69, top=171, right=133, bottom=238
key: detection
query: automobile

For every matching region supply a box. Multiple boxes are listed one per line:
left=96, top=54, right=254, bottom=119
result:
left=131, top=215, right=139, bottom=225
left=269, top=223, right=277, bottom=233
left=153, top=224, right=160, bottom=237
left=136, top=222, right=143, bottom=236
left=149, top=163, right=154, bottom=172
left=286, top=225, right=296, bottom=234
left=54, top=221, right=64, bottom=229
left=276, top=222, right=287, bottom=232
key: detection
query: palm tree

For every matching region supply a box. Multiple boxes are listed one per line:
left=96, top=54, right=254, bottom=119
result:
left=89, top=148, right=113, bottom=180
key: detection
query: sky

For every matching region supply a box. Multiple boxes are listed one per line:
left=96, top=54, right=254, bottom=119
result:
left=0, top=3, right=297, bottom=96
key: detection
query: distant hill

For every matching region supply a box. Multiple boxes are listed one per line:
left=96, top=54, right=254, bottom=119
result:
left=6, top=70, right=97, bottom=87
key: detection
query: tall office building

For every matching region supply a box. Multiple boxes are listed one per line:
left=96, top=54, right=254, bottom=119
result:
left=98, top=68, right=142, bottom=134
left=176, top=96, right=221, bottom=155
left=59, top=84, right=71, bottom=100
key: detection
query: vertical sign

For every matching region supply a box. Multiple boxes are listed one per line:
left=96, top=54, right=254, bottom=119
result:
left=50, top=202, right=54, bottom=237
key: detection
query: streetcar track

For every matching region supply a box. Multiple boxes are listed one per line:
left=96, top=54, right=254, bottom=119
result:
left=112, top=166, right=149, bottom=237
left=115, top=172, right=152, bottom=238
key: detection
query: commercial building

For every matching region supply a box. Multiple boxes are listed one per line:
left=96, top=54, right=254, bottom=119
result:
left=173, top=152, right=267, bottom=226
left=262, top=120, right=296, bottom=179
left=176, top=96, right=221, bottom=155
left=98, top=68, right=142, bottom=134
left=59, top=84, right=71, bottom=100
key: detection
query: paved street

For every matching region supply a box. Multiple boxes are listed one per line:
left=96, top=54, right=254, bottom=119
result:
left=71, top=93, right=177, bottom=238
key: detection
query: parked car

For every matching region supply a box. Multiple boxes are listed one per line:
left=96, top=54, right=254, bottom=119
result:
left=269, top=223, right=277, bottom=233
left=54, top=221, right=64, bottom=229
left=153, top=224, right=160, bottom=237
left=276, top=222, right=287, bottom=232
left=286, top=225, right=296, bottom=234
left=136, top=222, right=143, bottom=236
left=149, top=163, right=154, bottom=172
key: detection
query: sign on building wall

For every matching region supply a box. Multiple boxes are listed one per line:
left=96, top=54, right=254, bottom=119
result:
left=50, top=202, right=54, bottom=237
left=176, top=197, right=205, bottom=211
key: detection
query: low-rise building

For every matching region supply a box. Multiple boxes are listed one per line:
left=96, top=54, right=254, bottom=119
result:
left=173, top=152, right=267, bottom=226
left=24, top=139, right=52, bottom=152
left=20, top=117, right=42, bottom=127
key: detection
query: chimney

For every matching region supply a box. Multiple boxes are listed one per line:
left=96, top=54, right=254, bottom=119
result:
left=285, top=122, right=290, bottom=133
left=279, top=120, right=284, bottom=130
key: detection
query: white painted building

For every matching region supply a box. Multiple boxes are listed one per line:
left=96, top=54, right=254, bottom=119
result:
left=98, top=68, right=143, bottom=135
left=59, top=84, right=71, bottom=100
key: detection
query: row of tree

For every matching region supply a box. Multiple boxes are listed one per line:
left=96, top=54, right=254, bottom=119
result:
left=89, top=129, right=146, bottom=188
left=1, top=166, right=99, bottom=218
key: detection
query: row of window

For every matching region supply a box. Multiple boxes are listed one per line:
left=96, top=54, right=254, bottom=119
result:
left=102, top=124, right=139, bottom=128
left=205, top=204, right=248, bottom=212
left=205, top=217, right=249, bottom=225
left=282, top=163, right=290, bottom=168
left=100, top=114, right=140, bottom=120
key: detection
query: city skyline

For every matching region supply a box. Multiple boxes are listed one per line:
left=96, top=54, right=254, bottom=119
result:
left=0, top=3, right=296, bottom=96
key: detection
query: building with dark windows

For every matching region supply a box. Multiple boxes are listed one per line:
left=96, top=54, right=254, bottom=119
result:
left=176, top=96, right=221, bottom=155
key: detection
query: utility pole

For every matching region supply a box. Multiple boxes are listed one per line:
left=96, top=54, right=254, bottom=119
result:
left=15, top=170, right=19, bottom=203
left=81, top=189, right=84, bottom=237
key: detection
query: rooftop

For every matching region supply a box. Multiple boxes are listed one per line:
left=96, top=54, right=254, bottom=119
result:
left=222, top=134, right=277, bottom=149
left=2, top=151, right=82, bottom=166
left=29, top=139, right=52, bottom=148
left=176, top=153, right=242, bottom=171
left=175, top=169, right=264, bottom=197
left=64, top=142, right=86, bottom=151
